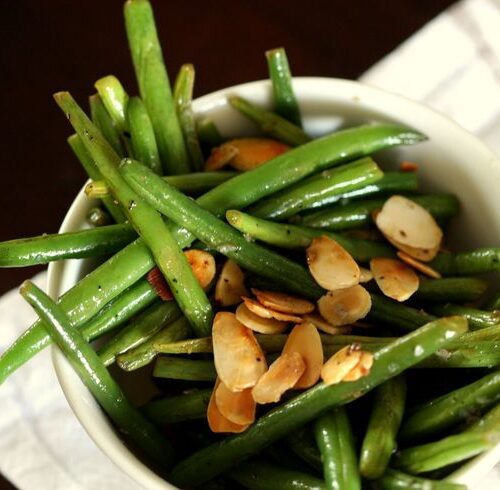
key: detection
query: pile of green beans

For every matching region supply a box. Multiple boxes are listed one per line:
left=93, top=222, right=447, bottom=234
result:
left=0, top=1, right=499, bottom=489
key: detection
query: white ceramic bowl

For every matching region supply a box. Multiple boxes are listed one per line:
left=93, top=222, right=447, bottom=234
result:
left=49, top=78, right=500, bottom=489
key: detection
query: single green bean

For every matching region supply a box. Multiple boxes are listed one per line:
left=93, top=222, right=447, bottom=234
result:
left=287, top=428, right=323, bottom=471
left=141, top=388, right=211, bottom=425
left=98, top=300, right=181, bottom=366
left=153, top=356, right=216, bottom=381
left=266, top=47, right=302, bottom=127
left=197, top=117, right=224, bottom=148
left=173, top=63, right=204, bottom=170
left=20, top=281, right=173, bottom=467
left=169, top=316, right=468, bottom=486
left=117, top=316, right=191, bottom=371
left=430, top=248, right=500, bottom=276
left=360, top=376, right=407, bottom=479
left=0, top=224, right=136, bottom=267
left=428, top=304, right=500, bottom=330
left=95, top=75, right=129, bottom=133
left=374, top=469, right=467, bottom=490
left=126, top=96, right=162, bottom=174
left=124, top=0, right=190, bottom=174
left=86, top=207, right=112, bottom=227
left=229, top=95, right=311, bottom=146
left=414, top=277, right=488, bottom=303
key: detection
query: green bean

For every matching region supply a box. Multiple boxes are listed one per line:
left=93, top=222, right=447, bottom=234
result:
left=314, top=407, right=360, bottom=490
left=227, top=460, right=327, bottom=490
left=94, top=75, right=129, bottom=134
left=68, top=134, right=126, bottom=223
left=226, top=210, right=394, bottom=262
left=153, top=356, right=216, bottom=381
left=117, top=316, right=191, bottom=371
left=98, top=301, right=181, bottom=366
left=124, top=0, right=189, bottom=174
left=121, top=159, right=324, bottom=299
left=300, top=194, right=459, bottom=231
left=266, top=47, right=302, bottom=127
left=374, top=469, right=467, bottom=490
left=168, top=316, right=467, bottom=486
left=360, top=376, right=407, bottom=479
left=460, top=323, right=500, bottom=342
left=86, top=207, right=112, bottom=227
left=413, top=277, right=488, bottom=304
left=229, top=95, right=310, bottom=146
left=197, top=117, right=224, bottom=148
left=20, top=281, right=173, bottom=467
left=126, top=96, right=162, bottom=174
left=0, top=224, right=136, bottom=267
left=430, top=248, right=500, bottom=276
left=485, top=292, right=500, bottom=311
left=174, top=63, right=204, bottom=171
left=141, top=388, right=211, bottom=425
left=248, top=157, right=384, bottom=220
left=401, top=370, right=500, bottom=441
left=287, top=428, right=323, bottom=471
left=0, top=122, right=423, bottom=383
left=416, top=341, right=500, bottom=368
left=55, top=91, right=213, bottom=337
left=428, top=304, right=500, bottom=330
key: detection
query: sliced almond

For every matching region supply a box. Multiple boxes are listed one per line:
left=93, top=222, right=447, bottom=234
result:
left=147, top=267, right=174, bottom=301
left=236, top=303, right=289, bottom=334
left=215, top=259, right=249, bottom=306
left=388, top=237, right=440, bottom=263
left=251, top=289, right=314, bottom=315
left=307, top=236, right=360, bottom=290
left=212, top=312, right=267, bottom=391
left=242, top=297, right=303, bottom=323
left=215, top=381, right=256, bottom=425
left=226, top=138, right=289, bottom=171
left=184, top=249, right=216, bottom=289
left=397, top=251, right=442, bottom=279
left=375, top=195, right=443, bottom=251
left=303, top=313, right=353, bottom=336
left=207, top=380, right=249, bottom=433
left=399, top=161, right=419, bottom=172
left=317, top=285, right=372, bottom=326
left=370, top=257, right=419, bottom=302
left=251, top=352, right=306, bottom=404
left=359, top=267, right=373, bottom=283
left=343, top=351, right=374, bottom=381
left=282, top=323, right=323, bottom=389
left=321, top=344, right=362, bottom=385
left=205, top=144, right=239, bottom=171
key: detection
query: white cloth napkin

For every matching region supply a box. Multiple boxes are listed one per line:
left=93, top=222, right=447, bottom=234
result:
left=1, top=0, right=500, bottom=488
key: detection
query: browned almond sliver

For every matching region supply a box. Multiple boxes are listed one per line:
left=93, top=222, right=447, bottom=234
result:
left=321, top=344, right=362, bottom=385
left=204, top=143, right=239, bottom=171
left=251, top=352, right=306, bottom=404
left=235, top=303, right=289, bottom=334
left=212, top=312, right=267, bottom=391
left=303, top=313, right=353, bottom=336
left=375, top=195, right=443, bottom=251
left=306, top=236, right=360, bottom=290
left=215, top=259, right=249, bottom=306
left=224, top=138, right=290, bottom=171
left=147, top=267, right=174, bottom=301
left=207, top=380, right=249, bottom=433
left=242, top=297, right=303, bottom=323
left=370, top=257, right=419, bottom=302
left=359, top=267, right=374, bottom=283
left=388, top=238, right=440, bottom=263
left=397, top=251, right=442, bottom=279
left=343, top=351, right=374, bottom=381
left=251, top=289, right=314, bottom=315
left=214, top=381, right=256, bottom=425
left=282, top=323, right=324, bottom=389
left=184, top=249, right=216, bottom=289
left=317, top=285, right=372, bottom=327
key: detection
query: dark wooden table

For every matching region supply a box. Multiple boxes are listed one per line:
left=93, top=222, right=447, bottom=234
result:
left=0, top=0, right=456, bottom=488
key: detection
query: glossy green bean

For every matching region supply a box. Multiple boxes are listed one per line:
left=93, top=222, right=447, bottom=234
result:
left=374, top=469, right=467, bottom=490
left=414, top=278, right=488, bottom=303
left=430, top=248, right=500, bottom=276
left=153, top=357, right=216, bottom=381
left=428, top=304, right=500, bottom=330
left=95, top=75, right=129, bottom=133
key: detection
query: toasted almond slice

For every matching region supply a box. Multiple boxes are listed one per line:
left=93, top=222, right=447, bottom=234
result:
left=397, top=251, right=442, bottom=278
left=215, top=259, right=249, bottom=306
left=236, top=303, right=289, bottom=334
left=242, top=297, right=303, bottom=323
left=317, top=285, right=372, bottom=327
left=225, top=138, right=290, bottom=171
left=212, top=312, right=267, bottom=391
left=389, top=238, right=440, bottom=262
left=215, top=381, right=256, bottom=425
left=399, top=161, right=419, bottom=172
left=282, top=323, right=323, bottom=389
left=205, top=143, right=239, bottom=171
left=375, top=195, right=443, bottom=251
left=207, top=380, right=249, bottom=433
left=303, top=313, right=353, bottom=336
left=370, top=257, right=419, bottom=302
left=184, top=249, right=216, bottom=289
left=251, top=352, right=306, bottom=404
left=306, top=236, right=360, bottom=290
left=321, top=344, right=362, bottom=385
left=147, top=267, right=174, bottom=301
left=251, top=289, right=314, bottom=315
left=359, top=267, right=373, bottom=283
left=342, top=351, right=374, bottom=381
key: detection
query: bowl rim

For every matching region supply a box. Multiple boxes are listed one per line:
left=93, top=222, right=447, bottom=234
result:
left=49, top=76, right=500, bottom=489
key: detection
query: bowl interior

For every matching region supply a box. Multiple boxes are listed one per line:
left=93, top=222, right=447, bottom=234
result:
left=49, top=77, right=500, bottom=489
